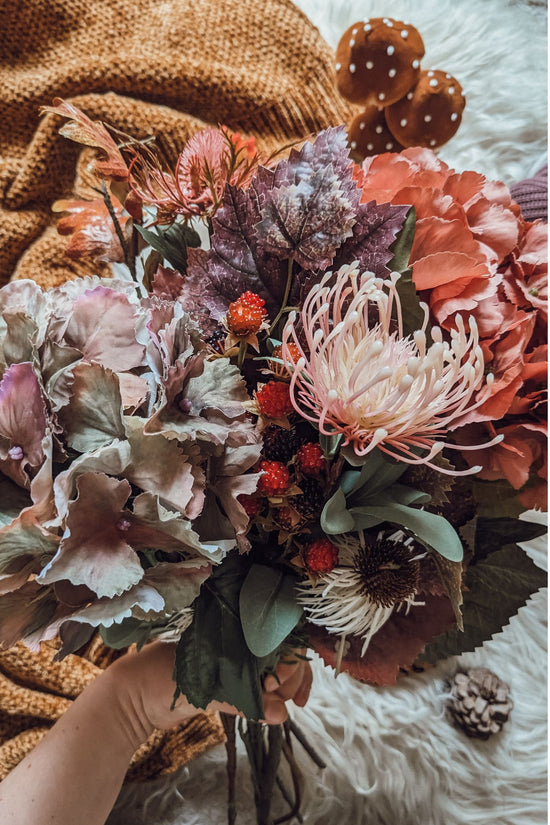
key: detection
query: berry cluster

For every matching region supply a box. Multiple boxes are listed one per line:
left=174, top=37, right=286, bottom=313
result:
left=304, top=538, right=339, bottom=573
left=256, top=381, right=294, bottom=419
left=226, top=291, right=267, bottom=337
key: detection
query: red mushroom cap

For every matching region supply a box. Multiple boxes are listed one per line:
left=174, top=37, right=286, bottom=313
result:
left=335, top=18, right=425, bottom=107
left=385, top=69, right=466, bottom=149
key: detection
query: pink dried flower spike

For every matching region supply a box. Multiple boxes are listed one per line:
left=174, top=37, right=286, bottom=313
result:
left=282, top=264, right=502, bottom=473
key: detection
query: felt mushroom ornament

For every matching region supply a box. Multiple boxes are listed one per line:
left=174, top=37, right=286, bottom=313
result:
left=335, top=17, right=466, bottom=159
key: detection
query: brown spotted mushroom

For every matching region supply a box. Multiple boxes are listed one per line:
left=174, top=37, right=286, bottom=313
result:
left=335, top=18, right=425, bottom=107
left=385, top=69, right=466, bottom=148
left=348, top=107, right=404, bottom=161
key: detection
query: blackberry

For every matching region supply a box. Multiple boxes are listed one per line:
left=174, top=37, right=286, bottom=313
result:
left=293, top=478, right=325, bottom=520
left=205, top=327, right=226, bottom=351
left=262, top=425, right=294, bottom=463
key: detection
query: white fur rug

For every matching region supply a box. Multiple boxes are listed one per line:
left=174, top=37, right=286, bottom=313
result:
left=108, top=1, right=548, bottom=823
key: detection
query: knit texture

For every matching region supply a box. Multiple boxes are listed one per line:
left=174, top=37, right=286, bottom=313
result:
left=0, top=0, right=353, bottom=289
left=0, top=638, right=225, bottom=783
left=510, top=164, right=548, bottom=222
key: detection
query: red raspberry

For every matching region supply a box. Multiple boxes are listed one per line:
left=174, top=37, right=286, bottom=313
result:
left=238, top=291, right=267, bottom=318
left=296, top=442, right=325, bottom=477
left=227, top=300, right=263, bottom=336
left=304, top=538, right=339, bottom=573
left=237, top=494, right=263, bottom=518
left=256, top=381, right=293, bottom=418
left=257, top=460, right=290, bottom=497
left=268, top=343, right=302, bottom=377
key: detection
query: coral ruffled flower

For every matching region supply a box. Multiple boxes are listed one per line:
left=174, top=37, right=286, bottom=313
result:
left=358, top=148, right=522, bottom=330
left=282, top=263, right=497, bottom=471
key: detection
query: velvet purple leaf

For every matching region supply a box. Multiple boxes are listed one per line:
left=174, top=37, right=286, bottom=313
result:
left=332, top=200, right=411, bottom=276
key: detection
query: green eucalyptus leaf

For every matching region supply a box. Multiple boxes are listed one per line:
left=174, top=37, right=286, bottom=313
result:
left=100, top=617, right=153, bottom=650
left=321, top=488, right=356, bottom=535
left=420, top=545, right=547, bottom=662
left=348, top=503, right=464, bottom=561
left=239, top=564, right=302, bottom=657
left=136, top=221, right=201, bottom=274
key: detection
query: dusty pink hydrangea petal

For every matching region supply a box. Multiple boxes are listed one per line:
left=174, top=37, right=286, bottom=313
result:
left=209, top=444, right=263, bottom=552
left=0, top=582, right=56, bottom=648
left=37, top=473, right=143, bottom=599
left=0, top=363, right=48, bottom=487
left=56, top=362, right=125, bottom=453
left=129, top=492, right=234, bottom=563
left=123, top=417, right=205, bottom=519
left=465, top=198, right=519, bottom=262
left=412, top=217, right=487, bottom=267
left=143, top=559, right=211, bottom=612
left=60, top=286, right=145, bottom=371
left=361, top=148, right=449, bottom=202
left=53, top=439, right=131, bottom=522
left=117, top=373, right=149, bottom=412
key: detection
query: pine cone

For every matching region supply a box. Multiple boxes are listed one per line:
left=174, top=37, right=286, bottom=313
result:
left=447, top=667, right=513, bottom=739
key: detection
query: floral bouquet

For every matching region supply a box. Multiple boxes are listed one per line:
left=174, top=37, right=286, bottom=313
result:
left=0, top=99, right=546, bottom=824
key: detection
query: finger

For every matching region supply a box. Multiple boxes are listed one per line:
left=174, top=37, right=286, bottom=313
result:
left=270, top=662, right=306, bottom=702
left=292, top=661, right=313, bottom=707
left=262, top=693, right=288, bottom=725
left=264, top=650, right=307, bottom=691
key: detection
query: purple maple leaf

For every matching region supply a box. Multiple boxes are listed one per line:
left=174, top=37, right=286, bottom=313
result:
left=333, top=200, right=411, bottom=277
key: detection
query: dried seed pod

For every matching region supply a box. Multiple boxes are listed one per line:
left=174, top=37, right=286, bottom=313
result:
left=447, top=667, right=513, bottom=739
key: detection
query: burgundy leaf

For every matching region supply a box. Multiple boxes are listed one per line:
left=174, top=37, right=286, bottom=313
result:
left=333, top=200, right=411, bottom=276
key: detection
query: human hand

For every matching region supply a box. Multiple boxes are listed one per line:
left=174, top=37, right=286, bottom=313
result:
left=106, top=642, right=313, bottom=742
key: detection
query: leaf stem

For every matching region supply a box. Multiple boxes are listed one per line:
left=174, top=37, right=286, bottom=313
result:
left=221, top=713, right=237, bottom=825
left=269, top=257, right=294, bottom=335
left=97, top=181, right=137, bottom=281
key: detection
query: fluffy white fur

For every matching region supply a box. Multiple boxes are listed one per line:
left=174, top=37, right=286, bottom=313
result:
left=107, top=1, right=547, bottom=822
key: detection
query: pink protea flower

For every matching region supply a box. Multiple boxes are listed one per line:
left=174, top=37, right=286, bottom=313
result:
left=281, top=264, right=500, bottom=472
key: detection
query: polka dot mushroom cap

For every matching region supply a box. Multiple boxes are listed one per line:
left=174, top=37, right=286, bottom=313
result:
left=385, top=69, right=466, bottom=148
left=335, top=18, right=425, bottom=107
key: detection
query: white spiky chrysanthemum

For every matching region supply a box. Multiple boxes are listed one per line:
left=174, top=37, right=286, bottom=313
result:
left=299, top=532, right=425, bottom=656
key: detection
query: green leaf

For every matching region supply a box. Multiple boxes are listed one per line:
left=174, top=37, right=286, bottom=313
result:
left=387, top=206, right=416, bottom=274
left=173, top=552, right=264, bottom=719
left=469, top=478, right=525, bottom=519
left=136, top=221, right=201, bottom=273
left=474, top=516, right=547, bottom=562
left=239, top=564, right=302, bottom=657
left=100, top=617, right=153, bottom=650
left=431, top=554, right=464, bottom=630
left=348, top=503, right=464, bottom=561
left=420, top=545, right=547, bottom=662
left=320, top=488, right=356, bottom=534
left=319, top=432, right=344, bottom=459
